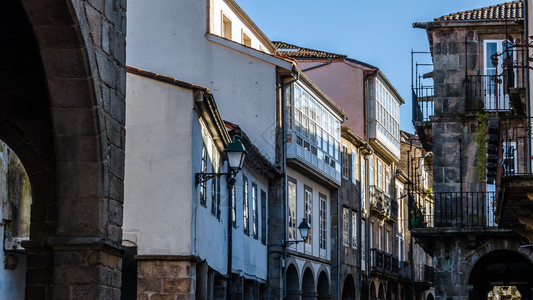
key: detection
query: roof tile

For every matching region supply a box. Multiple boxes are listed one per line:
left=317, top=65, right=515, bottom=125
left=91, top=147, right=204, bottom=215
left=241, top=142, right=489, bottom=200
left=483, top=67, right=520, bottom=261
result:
left=435, top=0, right=523, bottom=21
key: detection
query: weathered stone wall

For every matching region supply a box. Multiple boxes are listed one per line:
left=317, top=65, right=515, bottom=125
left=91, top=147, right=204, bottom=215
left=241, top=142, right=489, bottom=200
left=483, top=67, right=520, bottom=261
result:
left=137, top=259, right=195, bottom=299
left=433, top=235, right=533, bottom=299
left=1, top=0, right=127, bottom=298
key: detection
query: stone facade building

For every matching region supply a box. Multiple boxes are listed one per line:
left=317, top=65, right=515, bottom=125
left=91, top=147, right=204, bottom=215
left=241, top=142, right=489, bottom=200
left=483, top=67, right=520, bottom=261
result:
left=412, top=1, right=533, bottom=299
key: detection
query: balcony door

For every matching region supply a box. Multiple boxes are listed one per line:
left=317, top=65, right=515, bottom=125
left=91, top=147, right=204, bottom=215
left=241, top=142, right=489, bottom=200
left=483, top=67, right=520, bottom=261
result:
left=484, top=40, right=513, bottom=111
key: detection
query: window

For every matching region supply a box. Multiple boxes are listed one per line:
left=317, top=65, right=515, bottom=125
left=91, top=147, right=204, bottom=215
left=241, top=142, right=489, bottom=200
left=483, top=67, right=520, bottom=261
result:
left=361, top=219, right=366, bottom=271
left=200, top=145, right=207, bottom=207
left=211, top=142, right=220, bottom=218
left=252, top=183, right=258, bottom=239
left=261, top=190, right=267, bottom=245
left=242, top=31, right=251, bottom=47
left=370, top=222, right=374, bottom=249
left=374, top=79, right=401, bottom=149
left=231, top=185, right=236, bottom=228
left=288, top=179, right=297, bottom=241
left=503, top=142, right=517, bottom=174
left=368, top=156, right=374, bottom=191
left=343, top=207, right=349, bottom=246
left=292, top=84, right=341, bottom=177
left=319, top=195, right=327, bottom=250
left=361, top=159, right=366, bottom=210
left=377, top=161, right=382, bottom=190
left=352, top=211, right=357, bottom=249
left=222, top=13, right=232, bottom=39
left=386, top=229, right=391, bottom=253
left=243, top=176, right=249, bottom=235
left=378, top=225, right=383, bottom=250
left=352, top=150, right=357, bottom=184
left=304, top=186, right=313, bottom=247
left=385, top=167, right=390, bottom=195
left=484, top=40, right=512, bottom=110
left=342, top=145, right=349, bottom=179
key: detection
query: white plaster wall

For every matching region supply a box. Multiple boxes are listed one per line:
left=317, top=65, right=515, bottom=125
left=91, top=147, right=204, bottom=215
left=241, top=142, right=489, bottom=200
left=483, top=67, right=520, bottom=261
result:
left=0, top=143, right=26, bottom=300
left=127, top=0, right=280, bottom=162
left=286, top=167, right=332, bottom=261
left=124, top=74, right=194, bottom=255
left=211, top=0, right=271, bottom=52
left=189, top=118, right=228, bottom=274
left=230, top=168, right=269, bottom=281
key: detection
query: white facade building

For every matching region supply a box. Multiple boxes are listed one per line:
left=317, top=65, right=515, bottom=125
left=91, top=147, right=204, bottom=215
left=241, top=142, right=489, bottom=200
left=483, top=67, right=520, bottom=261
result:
left=283, top=70, right=346, bottom=298
left=124, top=68, right=278, bottom=298
left=127, top=0, right=292, bottom=164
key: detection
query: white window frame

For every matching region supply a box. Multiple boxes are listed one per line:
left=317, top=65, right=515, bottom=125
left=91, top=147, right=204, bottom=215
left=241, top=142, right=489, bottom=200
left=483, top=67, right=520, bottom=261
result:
left=343, top=207, right=350, bottom=246
left=351, top=211, right=357, bottom=249
left=288, top=179, right=297, bottom=242
left=304, top=186, right=313, bottom=252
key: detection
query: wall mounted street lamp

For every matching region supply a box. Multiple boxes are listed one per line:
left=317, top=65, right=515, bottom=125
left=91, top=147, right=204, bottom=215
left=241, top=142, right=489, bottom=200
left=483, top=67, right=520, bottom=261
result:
left=195, top=135, right=246, bottom=187
left=282, top=218, right=311, bottom=248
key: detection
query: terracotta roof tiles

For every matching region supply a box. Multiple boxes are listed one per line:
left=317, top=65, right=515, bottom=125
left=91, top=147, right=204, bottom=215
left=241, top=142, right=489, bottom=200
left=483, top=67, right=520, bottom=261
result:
left=435, top=0, right=523, bottom=21
left=273, top=41, right=347, bottom=59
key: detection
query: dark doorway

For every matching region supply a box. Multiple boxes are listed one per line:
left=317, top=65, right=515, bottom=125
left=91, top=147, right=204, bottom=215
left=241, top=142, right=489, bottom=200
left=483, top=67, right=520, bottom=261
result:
left=342, top=274, right=355, bottom=300
left=302, top=267, right=315, bottom=300
left=287, top=264, right=300, bottom=300
left=317, top=271, right=330, bottom=299
left=468, top=250, right=533, bottom=300
left=121, top=246, right=138, bottom=300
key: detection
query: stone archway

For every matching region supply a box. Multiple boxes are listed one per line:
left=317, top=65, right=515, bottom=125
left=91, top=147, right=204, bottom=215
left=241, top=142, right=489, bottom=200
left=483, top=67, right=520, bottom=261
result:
left=341, top=274, right=355, bottom=300
left=287, top=264, right=300, bottom=300
left=317, top=271, right=330, bottom=300
left=468, top=249, right=533, bottom=300
left=0, top=0, right=126, bottom=299
left=302, top=267, right=316, bottom=300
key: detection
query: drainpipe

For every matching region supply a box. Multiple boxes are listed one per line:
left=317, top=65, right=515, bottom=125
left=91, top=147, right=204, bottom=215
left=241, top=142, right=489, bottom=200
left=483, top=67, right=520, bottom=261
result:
left=227, top=175, right=233, bottom=300
left=337, top=191, right=341, bottom=300
left=282, top=69, right=298, bottom=300
left=525, top=0, right=531, bottom=172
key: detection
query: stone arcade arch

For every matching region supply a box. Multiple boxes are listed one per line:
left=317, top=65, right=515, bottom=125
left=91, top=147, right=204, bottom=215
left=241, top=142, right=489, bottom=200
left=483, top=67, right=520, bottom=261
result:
left=302, top=267, right=316, bottom=300
left=468, top=249, right=533, bottom=300
left=0, top=0, right=126, bottom=299
left=317, top=270, right=330, bottom=300
left=287, top=264, right=300, bottom=300
left=341, top=274, right=355, bottom=300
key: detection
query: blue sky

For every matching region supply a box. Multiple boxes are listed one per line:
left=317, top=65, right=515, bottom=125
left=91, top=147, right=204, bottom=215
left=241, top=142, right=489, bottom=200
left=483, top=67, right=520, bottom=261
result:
left=236, top=0, right=509, bottom=133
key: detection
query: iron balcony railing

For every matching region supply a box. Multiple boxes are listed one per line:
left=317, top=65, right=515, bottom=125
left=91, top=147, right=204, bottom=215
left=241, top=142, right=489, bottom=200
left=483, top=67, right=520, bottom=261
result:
left=412, top=86, right=434, bottom=123
left=414, top=263, right=434, bottom=284
left=410, top=192, right=497, bottom=228
left=498, top=117, right=533, bottom=176
left=370, top=249, right=400, bottom=276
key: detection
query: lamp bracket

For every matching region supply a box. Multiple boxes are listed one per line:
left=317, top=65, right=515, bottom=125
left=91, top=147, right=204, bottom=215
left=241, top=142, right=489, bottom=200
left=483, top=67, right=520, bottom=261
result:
left=282, top=239, right=307, bottom=248
left=195, top=168, right=240, bottom=187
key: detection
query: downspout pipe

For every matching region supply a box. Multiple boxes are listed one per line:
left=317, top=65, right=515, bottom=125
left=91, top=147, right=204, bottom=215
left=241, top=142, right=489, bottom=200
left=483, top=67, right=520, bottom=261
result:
left=281, top=68, right=298, bottom=300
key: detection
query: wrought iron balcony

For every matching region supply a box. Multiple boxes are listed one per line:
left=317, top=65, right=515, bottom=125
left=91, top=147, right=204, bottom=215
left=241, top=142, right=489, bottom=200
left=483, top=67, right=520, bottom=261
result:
left=370, top=248, right=400, bottom=277
left=410, top=192, right=497, bottom=229
left=412, top=86, right=434, bottom=123
left=496, top=116, right=533, bottom=235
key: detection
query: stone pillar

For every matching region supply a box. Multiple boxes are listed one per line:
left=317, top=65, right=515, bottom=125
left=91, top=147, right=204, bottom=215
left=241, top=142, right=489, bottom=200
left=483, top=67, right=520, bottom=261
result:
left=136, top=256, right=196, bottom=300
left=267, top=178, right=284, bottom=299
left=47, top=238, right=124, bottom=299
